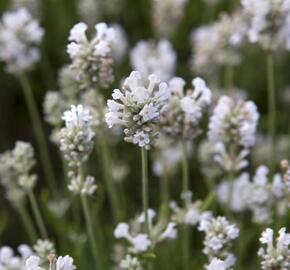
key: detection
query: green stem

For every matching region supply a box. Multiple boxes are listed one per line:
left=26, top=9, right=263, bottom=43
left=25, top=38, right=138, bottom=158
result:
left=80, top=195, right=103, bottom=270
left=16, top=203, right=37, bottom=243
left=181, top=140, right=189, bottom=195
left=18, top=74, right=57, bottom=194
left=98, top=132, right=123, bottom=222
left=28, top=190, right=48, bottom=238
left=201, top=191, right=215, bottom=212
left=160, top=159, right=169, bottom=220
left=266, top=51, right=276, bottom=172
left=226, top=170, right=235, bottom=221
left=141, top=148, right=150, bottom=235
left=224, top=64, right=234, bottom=92
left=181, top=140, right=190, bottom=270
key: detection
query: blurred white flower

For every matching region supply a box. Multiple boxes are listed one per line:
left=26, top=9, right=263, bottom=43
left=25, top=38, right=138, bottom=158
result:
left=0, top=8, right=44, bottom=74
left=242, top=0, right=290, bottom=51
left=120, top=254, right=142, bottom=270
left=206, top=258, right=227, bottom=270
left=130, top=40, right=176, bottom=81
left=0, top=141, right=37, bottom=203
left=67, top=22, right=115, bottom=89
left=114, top=223, right=151, bottom=254
left=0, top=245, right=33, bottom=270
left=152, top=0, right=188, bottom=37
left=208, top=96, right=259, bottom=173
left=191, top=11, right=246, bottom=76
left=111, top=24, right=128, bottom=62
left=209, top=96, right=259, bottom=148
left=160, top=77, right=211, bottom=140
left=217, top=173, right=251, bottom=212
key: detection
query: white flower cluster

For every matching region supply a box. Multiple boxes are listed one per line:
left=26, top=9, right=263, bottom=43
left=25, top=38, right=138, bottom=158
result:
left=60, top=105, right=98, bottom=195
left=120, top=254, right=142, bottom=270
left=0, top=8, right=44, bottom=74
left=33, top=239, right=56, bottom=259
left=43, top=91, right=67, bottom=127
left=114, top=209, right=177, bottom=268
left=247, top=165, right=287, bottom=223
left=242, top=0, right=290, bottom=51
left=68, top=175, right=97, bottom=195
left=190, top=26, right=219, bottom=76
left=60, top=105, right=95, bottom=173
left=67, top=22, right=115, bottom=89
left=160, top=77, right=211, bottom=140
left=152, top=0, right=188, bottom=37
left=43, top=66, right=80, bottom=144
left=130, top=40, right=176, bottom=82
left=105, top=71, right=170, bottom=149
left=170, top=191, right=211, bottom=226
left=26, top=254, right=76, bottom=270
left=191, top=12, right=246, bottom=75
left=258, top=227, right=290, bottom=270
left=0, top=240, right=55, bottom=270
left=217, top=173, right=251, bottom=213
left=0, top=141, right=37, bottom=204
left=207, top=258, right=231, bottom=270
left=44, top=66, right=107, bottom=144
left=216, top=165, right=289, bottom=223
left=0, top=245, right=33, bottom=270
left=114, top=223, right=151, bottom=254
left=208, top=96, right=259, bottom=173
left=198, top=215, right=239, bottom=269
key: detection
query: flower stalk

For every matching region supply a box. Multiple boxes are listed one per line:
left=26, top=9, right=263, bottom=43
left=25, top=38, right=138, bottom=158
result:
left=18, top=74, right=56, bottom=194
left=80, top=194, right=103, bottom=270
left=181, top=139, right=190, bottom=270
left=98, top=126, right=123, bottom=222
left=141, top=148, right=150, bottom=236
left=16, top=203, right=37, bottom=243
left=27, top=190, right=48, bottom=239
left=266, top=51, right=276, bottom=172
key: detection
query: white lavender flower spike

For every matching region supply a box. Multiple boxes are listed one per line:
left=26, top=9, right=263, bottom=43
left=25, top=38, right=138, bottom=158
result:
left=208, top=96, right=259, bottom=173
left=0, top=8, right=44, bottom=74
left=105, top=71, right=171, bottom=149
left=0, top=141, right=37, bottom=203
left=60, top=104, right=95, bottom=175
left=258, top=227, right=290, bottom=270
left=199, top=215, right=239, bottom=269
left=130, top=40, right=176, bottom=82
left=160, top=76, right=212, bottom=140
left=67, top=22, right=115, bottom=89
left=190, top=11, right=246, bottom=76
left=242, top=0, right=290, bottom=51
